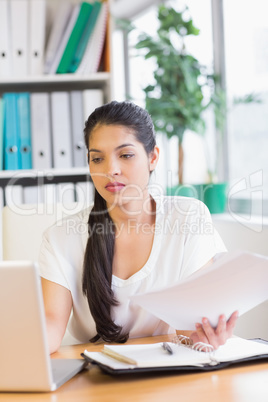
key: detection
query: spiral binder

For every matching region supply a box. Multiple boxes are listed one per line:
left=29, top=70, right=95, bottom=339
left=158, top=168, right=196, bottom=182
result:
left=172, top=334, right=215, bottom=353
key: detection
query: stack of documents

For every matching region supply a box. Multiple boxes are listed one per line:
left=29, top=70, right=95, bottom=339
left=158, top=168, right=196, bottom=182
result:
left=45, top=1, right=108, bottom=75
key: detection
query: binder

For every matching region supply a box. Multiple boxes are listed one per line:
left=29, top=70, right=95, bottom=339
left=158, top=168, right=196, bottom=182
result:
left=5, top=185, right=23, bottom=206
left=57, top=183, right=76, bottom=204
left=30, top=93, right=52, bottom=170
left=76, top=2, right=108, bottom=75
left=69, top=1, right=102, bottom=73
left=70, top=91, right=87, bottom=167
left=82, top=337, right=268, bottom=375
left=0, top=98, right=4, bottom=170
left=3, top=93, right=20, bottom=170
left=83, top=89, right=104, bottom=122
left=29, top=0, right=46, bottom=75
left=50, top=92, right=73, bottom=169
left=41, top=183, right=57, bottom=204
left=17, top=93, right=32, bottom=170
left=10, top=0, right=29, bottom=76
left=75, top=182, right=94, bottom=206
left=48, top=4, right=80, bottom=75
left=23, top=186, right=39, bottom=204
left=43, top=2, right=73, bottom=74
left=56, top=2, right=93, bottom=74
left=0, top=0, right=12, bottom=78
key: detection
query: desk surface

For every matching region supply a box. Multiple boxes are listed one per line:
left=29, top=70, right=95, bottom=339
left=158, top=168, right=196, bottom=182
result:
left=2, top=334, right=268, bottom=402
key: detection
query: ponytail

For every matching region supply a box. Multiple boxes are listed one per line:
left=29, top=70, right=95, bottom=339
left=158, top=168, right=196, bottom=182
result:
left=82, top=100, right=156, bottom=343
left=82, top=190, right=129, bottom=343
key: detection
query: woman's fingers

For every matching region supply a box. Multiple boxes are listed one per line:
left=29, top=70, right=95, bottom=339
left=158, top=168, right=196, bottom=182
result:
left=226, top=310, right=239, bottom=335
left=190, top=311, right=239, bottom=350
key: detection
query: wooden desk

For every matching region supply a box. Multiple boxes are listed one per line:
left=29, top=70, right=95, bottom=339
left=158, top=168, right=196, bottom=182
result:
left=1, top=334, right=268, bottom=402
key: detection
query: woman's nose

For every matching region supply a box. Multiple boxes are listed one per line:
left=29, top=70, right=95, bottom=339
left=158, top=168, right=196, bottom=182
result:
left=107, top=158, right=121, bottom=176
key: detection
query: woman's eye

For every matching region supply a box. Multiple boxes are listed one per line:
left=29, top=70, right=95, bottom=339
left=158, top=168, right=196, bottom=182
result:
left=91, top=157, right=103, bottom=164
left=120, top=153, right=134, bottom=159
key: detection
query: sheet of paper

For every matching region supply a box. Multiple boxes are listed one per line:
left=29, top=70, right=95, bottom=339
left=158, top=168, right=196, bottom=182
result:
left=130, top=250, right=268, bottom=330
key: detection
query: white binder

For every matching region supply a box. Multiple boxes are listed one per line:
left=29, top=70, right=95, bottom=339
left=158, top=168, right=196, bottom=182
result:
left=57, top=183, right=76, bottom=204
left=83, top=89, right=104, bottom=122
left=0, top=0, right=12, bottom=78
left=5, top=185, right=23, bottom=206
left=75, top=181, right=94, bottom=207
left=48, top=4, right=80, bottom=75
left=29, top=0, right=46, bottom=75
left=30, top=93, right=52, bottom=170
left=50, top=92, right=73, bottom=169
left=10, top=0, right=29, bottom=76
left=70, top=91, right=87, bottom=167
left=43, top=2, right=73, bottom=74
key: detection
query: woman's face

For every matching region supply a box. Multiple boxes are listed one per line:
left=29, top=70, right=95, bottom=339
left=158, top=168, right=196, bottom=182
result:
left=88, top=124, right=159, bottom=211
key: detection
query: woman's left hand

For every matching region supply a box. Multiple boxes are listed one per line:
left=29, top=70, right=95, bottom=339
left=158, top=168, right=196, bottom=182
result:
left=190, top=311, right=239, bottom=350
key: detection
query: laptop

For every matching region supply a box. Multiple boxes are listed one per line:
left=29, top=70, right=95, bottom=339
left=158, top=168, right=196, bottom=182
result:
left=0, top=261, right=87, bottom=392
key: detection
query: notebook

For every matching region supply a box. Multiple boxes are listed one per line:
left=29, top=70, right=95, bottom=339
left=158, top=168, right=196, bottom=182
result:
left=0, top=261, right=87, bottom=392
left=82, top=335, right=268, bottom=375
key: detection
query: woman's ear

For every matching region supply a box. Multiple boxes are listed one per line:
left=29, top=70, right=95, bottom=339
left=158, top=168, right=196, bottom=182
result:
left=149, top=146, right=160, bottom=172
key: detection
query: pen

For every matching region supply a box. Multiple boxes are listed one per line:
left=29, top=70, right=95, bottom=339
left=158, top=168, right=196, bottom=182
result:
left=162, top=342, right=173, bottom=355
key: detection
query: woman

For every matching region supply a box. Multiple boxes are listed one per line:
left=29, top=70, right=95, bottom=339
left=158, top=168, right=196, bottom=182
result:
left=39, top=101, right=238, bottom=354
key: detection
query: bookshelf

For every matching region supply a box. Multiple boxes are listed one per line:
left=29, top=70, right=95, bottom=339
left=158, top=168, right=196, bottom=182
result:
left=0, top=0, right=112, bottom=207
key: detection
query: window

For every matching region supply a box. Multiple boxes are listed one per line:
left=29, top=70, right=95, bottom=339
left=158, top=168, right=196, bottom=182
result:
left=223, top=0, right=268, bottom=215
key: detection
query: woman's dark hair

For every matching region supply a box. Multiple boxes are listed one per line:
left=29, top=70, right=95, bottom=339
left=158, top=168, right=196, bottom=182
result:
left=82, top=100, right=156, bottom=343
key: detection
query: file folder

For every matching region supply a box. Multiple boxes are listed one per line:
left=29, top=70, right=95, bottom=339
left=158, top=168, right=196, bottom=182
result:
left=30, top=93, right=52, bottom=170
left=10, top=0, right=29, bottom=76
left=57, top=2, right=93, bottom=74
left=50, top=92, right=73, bottom=169
left=44, top=2, right=73, bottom=74
left=48, top=4, right=80, bottom=75
left=3, top=93, right=20, bottom=170
left=69, top=1, right=102, bottom=73
left=70, top=91, right=87, bottom=167
left=0, top=0, right=12, bottom=78
left=17, top=93, right=32, bottom=170
left=29, top=0, right=46, bottom=75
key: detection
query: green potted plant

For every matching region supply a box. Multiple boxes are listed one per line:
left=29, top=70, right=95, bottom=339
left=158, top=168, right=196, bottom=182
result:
left=134, top=4, right=213, bottom=188
left=131, top=3, right=260, bottom=213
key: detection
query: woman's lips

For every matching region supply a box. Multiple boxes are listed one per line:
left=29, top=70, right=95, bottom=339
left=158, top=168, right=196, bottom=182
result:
left=105, top=182, right=125, bottom=193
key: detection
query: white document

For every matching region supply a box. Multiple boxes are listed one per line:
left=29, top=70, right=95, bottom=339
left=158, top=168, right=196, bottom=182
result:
left=70, top=91, right=87, bottom=167
left=50, top=92, right=73, bottom=169
left=76, top=2, right=108, bottom=75
left=30, top=93, right=52, bottom=170
left=10, top=0, right=29, bottom=76
left=44, top=2, right=73, bottom=74
left=83, top=89, right=104, bottom=122
left=0, top=0, right=12, bottom=78
left=131, top=250, right=268, bottom=330
left=48, top=4, right=80, bottom=75
left=29, top=0, right=46, bottom=75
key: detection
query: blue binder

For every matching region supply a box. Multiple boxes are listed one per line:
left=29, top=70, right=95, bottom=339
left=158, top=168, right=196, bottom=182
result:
left=17, top=93, right=32, bottom=169
left=3, top=93, right=21, bottom=170
left=0, top=98, right=4, bottom=170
